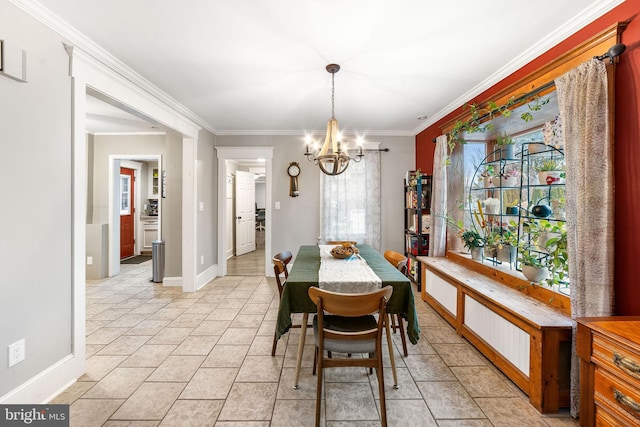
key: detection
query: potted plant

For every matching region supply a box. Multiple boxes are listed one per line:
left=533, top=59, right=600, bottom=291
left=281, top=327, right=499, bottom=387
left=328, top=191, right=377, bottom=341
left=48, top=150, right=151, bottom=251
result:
left=478, top=165, right=495, bottom=188
left=461, top=229, right=486, bottom=260
left=499, top=167, right=520, bottom=187
left=496, top=132, right=515, bottom=160
left=534, top=158, right=565, bottom=185
left=518, top=246, right=549, bottom=283
left=505, top=198, right=519, bottom=215
left=496, top=220, right=518, bottom=263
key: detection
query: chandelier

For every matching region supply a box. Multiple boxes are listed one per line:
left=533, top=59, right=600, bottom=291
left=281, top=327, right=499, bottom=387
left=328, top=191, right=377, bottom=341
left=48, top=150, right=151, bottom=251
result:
left=304, top=64, right=364, bottom=176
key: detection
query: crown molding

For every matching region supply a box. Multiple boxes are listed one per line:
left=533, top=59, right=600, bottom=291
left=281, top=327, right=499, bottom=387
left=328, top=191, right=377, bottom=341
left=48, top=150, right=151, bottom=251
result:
left=413, top=0, right=624, bottom=135
left=215, top=129, right=414, bottom=137
left=9, top=0, right=215, bottom=134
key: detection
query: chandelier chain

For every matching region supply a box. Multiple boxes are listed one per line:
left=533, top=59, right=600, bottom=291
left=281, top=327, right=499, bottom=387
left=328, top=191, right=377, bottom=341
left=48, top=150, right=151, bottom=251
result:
left=331, top=72, right=335, bottom=120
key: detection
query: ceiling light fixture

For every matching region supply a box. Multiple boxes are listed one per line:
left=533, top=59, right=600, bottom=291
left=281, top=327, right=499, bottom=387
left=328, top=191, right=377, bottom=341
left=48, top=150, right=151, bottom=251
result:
left=304, top=64, right=364, bottom=176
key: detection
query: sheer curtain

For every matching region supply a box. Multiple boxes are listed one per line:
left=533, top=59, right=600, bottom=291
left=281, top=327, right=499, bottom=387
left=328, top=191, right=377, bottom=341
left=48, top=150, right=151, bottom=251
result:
left=320, top=151, right=381, bottom=251
left=555, top=58, right=613, bottom=417
left=429, top=134, right=448, bottom=256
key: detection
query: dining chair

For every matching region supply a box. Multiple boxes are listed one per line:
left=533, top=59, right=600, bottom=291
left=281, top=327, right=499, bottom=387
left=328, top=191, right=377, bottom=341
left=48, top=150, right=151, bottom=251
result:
left=272, top=250, right=293, bottom=280
left=383, top=250, right=409, bottom=357
left=271, top=252, right=309, bottom=357
left=308, top=286, right=393, bottom=427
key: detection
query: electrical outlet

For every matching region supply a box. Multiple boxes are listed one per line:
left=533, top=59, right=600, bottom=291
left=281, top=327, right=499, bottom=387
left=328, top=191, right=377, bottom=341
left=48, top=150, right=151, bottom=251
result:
left=8, top=339, right=25, bottom=367
left=87, top=256, right=93, bottom=265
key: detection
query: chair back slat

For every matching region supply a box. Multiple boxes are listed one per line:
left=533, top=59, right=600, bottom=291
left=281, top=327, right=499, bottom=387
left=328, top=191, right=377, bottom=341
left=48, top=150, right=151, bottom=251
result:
left=308, top=286, right=392, bottom=317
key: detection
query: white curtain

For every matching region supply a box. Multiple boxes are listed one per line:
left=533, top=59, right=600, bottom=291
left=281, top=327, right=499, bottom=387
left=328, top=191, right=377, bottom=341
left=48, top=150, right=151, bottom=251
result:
left=320, top=151, right=381, bottom=251
left=429, top=134, right=448, bottom=256
left=555, top=58, right=613, bottom=417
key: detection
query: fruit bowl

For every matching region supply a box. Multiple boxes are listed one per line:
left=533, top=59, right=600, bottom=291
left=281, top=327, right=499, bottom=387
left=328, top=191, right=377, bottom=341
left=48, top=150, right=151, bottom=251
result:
left=330, top=244, right=358, bottom=259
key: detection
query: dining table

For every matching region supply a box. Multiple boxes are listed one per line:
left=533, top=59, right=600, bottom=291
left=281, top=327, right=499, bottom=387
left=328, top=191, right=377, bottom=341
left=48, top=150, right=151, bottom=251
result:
left=275, top=244, right=421, bottom=388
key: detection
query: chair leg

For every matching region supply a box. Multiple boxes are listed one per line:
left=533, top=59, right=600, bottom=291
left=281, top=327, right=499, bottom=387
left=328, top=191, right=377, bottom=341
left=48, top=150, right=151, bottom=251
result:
left=271, top=330, right=278, bottom=357
left=376, top=358, right=388, bottom=427
left=397, top=314, right=408, bottom=357
left=315, top=353, right=323, bottom=427
left=385, top=315, right=399, bottom=389
left=312, top=347, right=317, bottom=376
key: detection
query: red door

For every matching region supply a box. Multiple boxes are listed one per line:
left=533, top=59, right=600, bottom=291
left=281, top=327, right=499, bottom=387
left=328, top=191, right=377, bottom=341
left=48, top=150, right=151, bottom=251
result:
left=120, top=167, right=135, bottom=259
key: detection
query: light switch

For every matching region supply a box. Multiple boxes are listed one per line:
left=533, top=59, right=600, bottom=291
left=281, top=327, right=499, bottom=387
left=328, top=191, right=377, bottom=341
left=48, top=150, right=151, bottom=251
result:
left=275, top=201, right=281, bottom=210
left=199, top=202, right=204, bottom=211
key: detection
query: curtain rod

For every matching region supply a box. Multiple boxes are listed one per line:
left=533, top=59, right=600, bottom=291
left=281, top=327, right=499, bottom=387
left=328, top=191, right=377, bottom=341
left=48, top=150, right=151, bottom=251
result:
left=431, top=43, right=627, bottom=143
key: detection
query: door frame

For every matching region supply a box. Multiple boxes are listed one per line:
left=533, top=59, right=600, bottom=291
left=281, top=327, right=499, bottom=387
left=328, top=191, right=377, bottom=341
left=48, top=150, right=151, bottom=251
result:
left=216, top=146, right=274, bottom=277
left=108, top=157, right=161, bottom=276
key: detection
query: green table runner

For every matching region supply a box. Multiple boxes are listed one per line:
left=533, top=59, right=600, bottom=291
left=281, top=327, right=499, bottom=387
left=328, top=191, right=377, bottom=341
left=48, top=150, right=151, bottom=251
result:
left=275, top=245, right=421, bottom=344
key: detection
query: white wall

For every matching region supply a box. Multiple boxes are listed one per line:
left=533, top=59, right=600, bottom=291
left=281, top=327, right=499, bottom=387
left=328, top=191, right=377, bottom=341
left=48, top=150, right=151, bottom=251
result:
left=0, top=0, right=75, bottom=400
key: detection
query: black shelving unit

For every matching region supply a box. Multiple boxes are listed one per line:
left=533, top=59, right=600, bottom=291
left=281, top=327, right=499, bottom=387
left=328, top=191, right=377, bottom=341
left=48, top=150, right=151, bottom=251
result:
left=467, top=143, right=566, bottom=273
left=404, top=171, right=432, bottom=289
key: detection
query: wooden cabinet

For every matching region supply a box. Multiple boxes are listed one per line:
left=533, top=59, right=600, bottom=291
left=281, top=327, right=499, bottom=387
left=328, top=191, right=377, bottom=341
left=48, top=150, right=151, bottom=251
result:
left=577, top=317, right=640, bottom=426
left=142, top=216, right=158, bottom=253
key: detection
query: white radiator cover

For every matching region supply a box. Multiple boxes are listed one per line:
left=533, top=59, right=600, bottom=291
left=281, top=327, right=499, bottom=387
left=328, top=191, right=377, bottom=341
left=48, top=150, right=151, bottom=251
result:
left=464, top=295, right=530, bottom=376
left=424, top=270, right=457, bottom=316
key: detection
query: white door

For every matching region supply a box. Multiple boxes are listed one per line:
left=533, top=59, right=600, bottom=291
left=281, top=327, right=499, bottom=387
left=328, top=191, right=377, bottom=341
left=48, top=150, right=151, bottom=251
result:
left=235, top=170, right=256, bottom=256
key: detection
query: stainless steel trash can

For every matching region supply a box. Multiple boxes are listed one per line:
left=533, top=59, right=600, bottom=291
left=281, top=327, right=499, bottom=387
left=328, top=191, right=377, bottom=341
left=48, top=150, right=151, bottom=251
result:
left=152, top=240, right=165, bottom=283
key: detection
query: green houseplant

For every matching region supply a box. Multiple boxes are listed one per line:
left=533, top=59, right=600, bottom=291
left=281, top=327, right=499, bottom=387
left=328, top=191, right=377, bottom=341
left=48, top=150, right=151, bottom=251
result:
left=518, top=245, right=549, bottom=283
left=496, top=132, right=515, bottom=160
left=534, top=158, right=566, bottom=185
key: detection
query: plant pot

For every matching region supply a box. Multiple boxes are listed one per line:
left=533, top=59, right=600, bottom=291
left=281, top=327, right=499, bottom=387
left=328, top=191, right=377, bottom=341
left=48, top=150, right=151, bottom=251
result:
left=486, top=246, right=497, bottom=259
left=522, top=265, right=549, bottom=283
left=497, top=244, right=516, bottom=263
left=470, top=247, right=484, bottom=261
left=500, top=175, right=519, bottom=187
left=537, top=171, right=566, bottom=185
left=528, top=143, right=547, bottom=154
left=499, top=145, right=515, bottom=160
left=505, top=206, right=519, bottom=215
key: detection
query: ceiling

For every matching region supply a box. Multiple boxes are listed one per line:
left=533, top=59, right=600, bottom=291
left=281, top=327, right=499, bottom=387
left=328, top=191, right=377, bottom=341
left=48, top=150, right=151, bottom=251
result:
left=32, top=0, right=619, bottom=136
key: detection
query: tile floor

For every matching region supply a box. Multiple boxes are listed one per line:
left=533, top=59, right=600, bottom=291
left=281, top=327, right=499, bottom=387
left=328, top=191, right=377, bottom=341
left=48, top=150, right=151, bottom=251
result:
left=51, top=260, right=579, bottom=426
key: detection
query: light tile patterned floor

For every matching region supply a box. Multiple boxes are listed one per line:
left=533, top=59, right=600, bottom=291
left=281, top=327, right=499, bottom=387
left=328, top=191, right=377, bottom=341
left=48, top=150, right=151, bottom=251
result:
left=51, top=260, right=579, bottom=426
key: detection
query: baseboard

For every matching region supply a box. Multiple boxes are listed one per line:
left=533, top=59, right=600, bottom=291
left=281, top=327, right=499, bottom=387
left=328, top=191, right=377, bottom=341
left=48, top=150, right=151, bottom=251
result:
left=196, top=264, right=218, bottom=291
left=162, top=276, right=182, bottom=287
left=0, top=354, right=83, bottom=404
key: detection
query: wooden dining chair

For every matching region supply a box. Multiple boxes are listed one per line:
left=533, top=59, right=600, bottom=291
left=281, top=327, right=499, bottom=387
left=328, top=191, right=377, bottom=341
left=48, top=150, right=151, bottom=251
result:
left=271, top=252, right=310, bottom=356
left=308, top=286, right=393, bottom=427
left=325, top=240, right=357, bottom=246
left=272, top=250, right=293, bottom=281
left=383, top=250, right=409, bottom=357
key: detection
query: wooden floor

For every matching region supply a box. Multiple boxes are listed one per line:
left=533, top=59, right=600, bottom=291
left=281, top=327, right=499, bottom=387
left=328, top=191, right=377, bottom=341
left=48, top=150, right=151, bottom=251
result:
left=226, top=229, right=265, bottom=276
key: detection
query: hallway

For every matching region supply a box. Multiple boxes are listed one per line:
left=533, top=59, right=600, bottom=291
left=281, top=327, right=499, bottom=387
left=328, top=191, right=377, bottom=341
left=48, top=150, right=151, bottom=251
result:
left=226, top=229, right=265, bottom=276
left=50, top=259, right=578, bottom=426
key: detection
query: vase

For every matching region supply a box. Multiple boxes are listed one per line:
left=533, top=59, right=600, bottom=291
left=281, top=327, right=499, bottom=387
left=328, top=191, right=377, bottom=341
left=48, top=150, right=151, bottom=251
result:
left=470, top=247, right=484, bottom=261
left=505, top=206, right=519, bottom=215
left=522, top=265, right=549, bottom=283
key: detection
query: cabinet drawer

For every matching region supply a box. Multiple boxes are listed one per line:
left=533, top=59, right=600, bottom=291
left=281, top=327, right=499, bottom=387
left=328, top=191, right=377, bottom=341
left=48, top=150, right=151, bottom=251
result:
left=594, top=368, right=640, bottom=425
left=593, top=334, right=640, bottom=388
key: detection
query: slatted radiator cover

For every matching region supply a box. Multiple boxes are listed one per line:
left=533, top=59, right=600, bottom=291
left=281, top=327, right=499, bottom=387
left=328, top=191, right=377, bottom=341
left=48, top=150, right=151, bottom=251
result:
left=464, top=295, right=530, bottom=376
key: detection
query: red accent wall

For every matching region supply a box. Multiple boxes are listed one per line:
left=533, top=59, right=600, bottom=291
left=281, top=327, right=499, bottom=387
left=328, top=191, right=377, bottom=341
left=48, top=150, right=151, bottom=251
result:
left=416, top=1, right=640, bottom=315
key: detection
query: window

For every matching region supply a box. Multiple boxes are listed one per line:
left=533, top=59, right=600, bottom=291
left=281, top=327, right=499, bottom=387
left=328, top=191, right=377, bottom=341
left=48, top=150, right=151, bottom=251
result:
left=120, top=174, right=131, bottom=215
left=320, top=152, right=381, bottom=250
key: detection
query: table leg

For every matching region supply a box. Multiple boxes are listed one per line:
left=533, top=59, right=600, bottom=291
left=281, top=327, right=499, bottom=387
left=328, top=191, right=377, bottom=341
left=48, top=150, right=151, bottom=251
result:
left=385, top=314, right=399, bottom=389
left=293, top=312, right=309, bottom=390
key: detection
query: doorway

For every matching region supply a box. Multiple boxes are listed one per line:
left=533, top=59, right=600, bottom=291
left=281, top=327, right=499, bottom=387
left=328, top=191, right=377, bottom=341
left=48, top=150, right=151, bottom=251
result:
left=216, top=147, right=274, bottom=277
left=226, top=161, right=267, bottom=276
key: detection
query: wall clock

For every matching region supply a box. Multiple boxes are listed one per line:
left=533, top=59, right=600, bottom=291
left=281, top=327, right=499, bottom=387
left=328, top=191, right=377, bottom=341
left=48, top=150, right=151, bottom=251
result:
left=287, top=162, right=300, bottom=197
